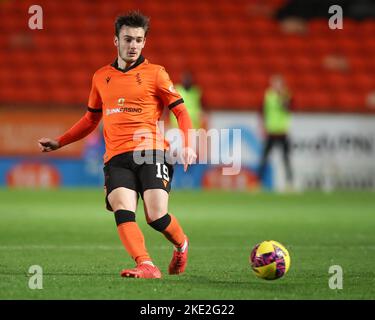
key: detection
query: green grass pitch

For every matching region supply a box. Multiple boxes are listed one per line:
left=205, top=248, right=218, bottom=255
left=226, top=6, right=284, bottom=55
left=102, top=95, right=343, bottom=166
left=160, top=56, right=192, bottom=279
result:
left=0, top=188, right=374, bottom=300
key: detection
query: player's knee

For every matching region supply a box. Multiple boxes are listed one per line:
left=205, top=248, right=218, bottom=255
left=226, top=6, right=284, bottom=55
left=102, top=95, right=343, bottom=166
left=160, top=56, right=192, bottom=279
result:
left=148, top=213, right=171, bottom=232
left=109, top=199, right=135, bottom=213
left=146, top=201, right=168, bottom=216
left=114, top=210, right=136, bottom=226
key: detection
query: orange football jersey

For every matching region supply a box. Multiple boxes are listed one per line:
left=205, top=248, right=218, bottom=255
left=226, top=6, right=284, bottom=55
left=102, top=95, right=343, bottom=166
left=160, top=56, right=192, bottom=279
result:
left=88, top=56, right=183, bottom=163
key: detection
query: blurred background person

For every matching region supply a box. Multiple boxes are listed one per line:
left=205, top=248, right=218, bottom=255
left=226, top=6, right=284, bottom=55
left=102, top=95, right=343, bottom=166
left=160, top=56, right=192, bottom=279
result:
left=258, top=74, right=294, bottom=191
left=169, top=70, right=205, bottom=131
left=166, top=70, right=207, bottom=167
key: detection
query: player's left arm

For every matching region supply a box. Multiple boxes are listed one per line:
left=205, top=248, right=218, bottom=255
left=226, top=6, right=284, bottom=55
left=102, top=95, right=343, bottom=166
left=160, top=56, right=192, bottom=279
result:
left=156, top=67, right=197, bottom=171
left=170, top=103, right=197, bottom=171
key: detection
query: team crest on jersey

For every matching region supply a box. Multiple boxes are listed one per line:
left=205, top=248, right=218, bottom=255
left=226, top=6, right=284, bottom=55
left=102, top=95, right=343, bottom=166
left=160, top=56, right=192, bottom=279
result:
left=118, top=98, right=125, bottom=107
left=135, top=73, right=142, bottom=85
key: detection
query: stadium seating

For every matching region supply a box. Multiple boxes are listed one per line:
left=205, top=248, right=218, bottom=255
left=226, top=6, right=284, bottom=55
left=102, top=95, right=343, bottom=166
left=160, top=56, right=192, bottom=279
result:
left=0, top=0, right=374, bottom=113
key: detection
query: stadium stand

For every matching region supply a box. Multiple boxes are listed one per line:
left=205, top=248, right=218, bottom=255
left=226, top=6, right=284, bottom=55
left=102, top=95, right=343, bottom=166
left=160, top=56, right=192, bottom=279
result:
left=0, top=0, right=374, bottom=113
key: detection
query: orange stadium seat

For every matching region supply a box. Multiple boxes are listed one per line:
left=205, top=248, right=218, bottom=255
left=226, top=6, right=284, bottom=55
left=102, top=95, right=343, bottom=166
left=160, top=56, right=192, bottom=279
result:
left=294, top=90, right=334, bottom=112
left=361, top=38, right=375, bottom=55
left=263, top=55, right=290, bottom=74
left=282, top=35, right=310, bottom=55
left=203, top=89, right=231, bottom=110
left=341, top=19, right=360, bottom=37
left=230, top=90, right=255, bottom=108
left=308, top=19, right=330, bottom=35
left=308, top=35, right=337, bottom=55
left=249, top=18, right=279, bottom=35
left=324, top=72, right=353, bottom=89
left=256, top=36, right=286, bottom=55
left=244, top=72, right=270, bottom=93
left=295, top=73, right=325, bottom=91
left=190, top=1, right=213, bottom=17
left=0, top=86, right=22, bottom=103
left=353, top=72, right=375, bottom=92
left=333, top=91, right=364, bottom=112
left=361, top=20, right=375, bottom=37
left=349, top=56, right=368, bottom=72
left=23, top=84, right=49, bottom=104
left=292, top=55, right=321, bottom=72
left=335, top=37, right=361, bottom=56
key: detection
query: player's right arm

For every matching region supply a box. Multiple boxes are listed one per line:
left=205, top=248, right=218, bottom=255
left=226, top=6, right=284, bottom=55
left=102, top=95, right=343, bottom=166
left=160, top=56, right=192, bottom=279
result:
left=38, top=73, right=103, bottom=152
left=38, top=110, right=102, bottom=152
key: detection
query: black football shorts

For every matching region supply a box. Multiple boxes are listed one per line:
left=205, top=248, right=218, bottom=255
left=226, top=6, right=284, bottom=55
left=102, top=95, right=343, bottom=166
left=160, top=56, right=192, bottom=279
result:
left=103, top=150, right=174, bottom=211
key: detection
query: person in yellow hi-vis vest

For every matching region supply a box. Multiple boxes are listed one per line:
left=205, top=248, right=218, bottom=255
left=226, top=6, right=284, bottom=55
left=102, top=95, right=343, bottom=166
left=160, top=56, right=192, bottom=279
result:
left=258, top=74, right=293, bottom=189
left=168, top=71, right=206, bottom=162
left=169, top=71, right=204, bottom=130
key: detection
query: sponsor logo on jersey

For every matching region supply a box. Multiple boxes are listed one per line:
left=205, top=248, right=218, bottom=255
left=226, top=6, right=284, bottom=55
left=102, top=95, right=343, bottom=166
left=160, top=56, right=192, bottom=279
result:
left=105, top=98, right=143, bottom=115
left=106, top=107, right=143, bottom=115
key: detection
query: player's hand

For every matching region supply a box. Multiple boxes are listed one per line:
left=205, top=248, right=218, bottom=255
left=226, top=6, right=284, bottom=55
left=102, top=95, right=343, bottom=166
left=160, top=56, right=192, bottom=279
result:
left=181, top=147, right=197, bottom=172
left=38, top=138, right=60, bottom=152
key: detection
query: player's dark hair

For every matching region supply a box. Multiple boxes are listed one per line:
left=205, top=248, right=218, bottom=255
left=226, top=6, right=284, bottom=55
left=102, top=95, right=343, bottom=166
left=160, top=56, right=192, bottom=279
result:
left=115, top=11, right=150, bottom=37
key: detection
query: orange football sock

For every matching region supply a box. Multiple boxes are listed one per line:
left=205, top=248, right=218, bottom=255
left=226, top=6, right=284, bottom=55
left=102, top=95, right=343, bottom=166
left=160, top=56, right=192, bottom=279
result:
left=117, top=222, right=151, bottom=265
left=162, top=214, right=186, bottom=248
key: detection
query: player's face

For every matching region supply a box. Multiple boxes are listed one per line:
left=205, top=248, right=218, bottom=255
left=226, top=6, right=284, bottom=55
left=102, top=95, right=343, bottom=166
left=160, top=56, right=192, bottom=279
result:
left=270, top=75, right=284, bottom=92
left=114, top=26, right=146, bottom=64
